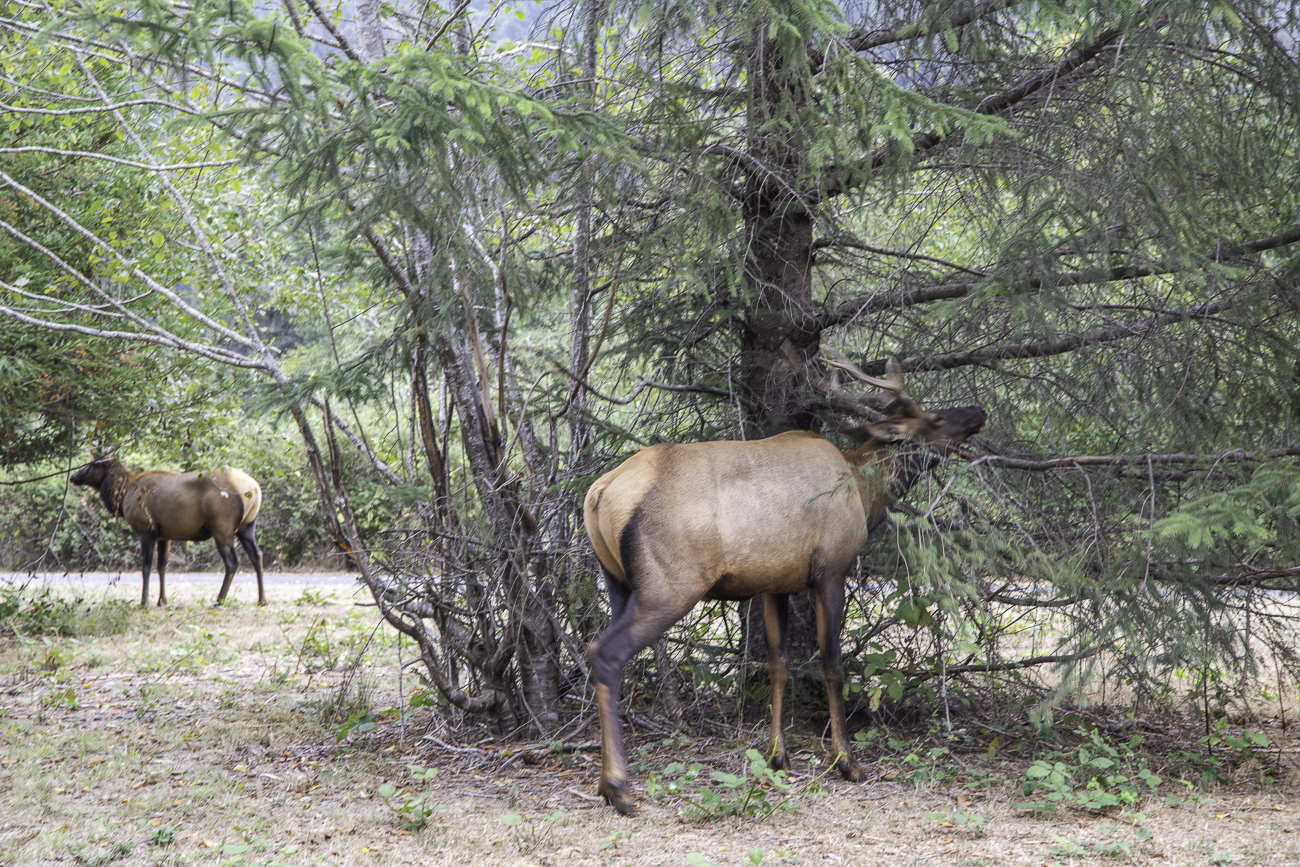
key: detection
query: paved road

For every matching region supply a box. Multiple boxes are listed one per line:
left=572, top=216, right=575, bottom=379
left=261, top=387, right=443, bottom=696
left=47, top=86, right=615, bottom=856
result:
left=1, top=571, right=361, bottom=592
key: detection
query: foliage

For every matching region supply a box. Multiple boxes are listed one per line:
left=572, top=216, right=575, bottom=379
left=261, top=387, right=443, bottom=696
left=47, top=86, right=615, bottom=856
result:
left=0, top=2, right=252, bottom=465
left=148, top=824, right=178, bottom=848
left=1164, top=718, right=1273, bottom=790
left=1015, top=727, right=1164, bottom=814
left=334, top=710, right=376, bottom=743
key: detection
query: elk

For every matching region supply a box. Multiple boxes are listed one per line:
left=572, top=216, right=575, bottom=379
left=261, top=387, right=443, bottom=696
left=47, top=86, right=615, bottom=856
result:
left=70, top=458, right=266, bottom=607
left=583, top=358, right=985, bottom=814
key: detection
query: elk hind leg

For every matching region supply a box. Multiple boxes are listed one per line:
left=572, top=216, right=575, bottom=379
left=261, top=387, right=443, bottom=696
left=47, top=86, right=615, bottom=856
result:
left=763, top=592, right=792, bottom=771
left=589, top=584, right=696, bottom=815
left=156, top=539, right=171, bottom=607
left=237, top=524, right=265, bottom=606
left=214, top=537, right=239, bottom=606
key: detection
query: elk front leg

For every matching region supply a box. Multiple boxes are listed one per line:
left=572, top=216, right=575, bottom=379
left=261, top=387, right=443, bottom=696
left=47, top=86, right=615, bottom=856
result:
left=813, top=573, right=864, bottom=782
left=156, top=539, right=171, bottom=607
left=762, top=593, right=791, bottom=771
left=138, top=532, right=156, bottom=608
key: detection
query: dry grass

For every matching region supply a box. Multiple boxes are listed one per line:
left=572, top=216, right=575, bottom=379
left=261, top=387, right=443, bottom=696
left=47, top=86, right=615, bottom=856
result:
left=0, top=580, right=1298, bottom=866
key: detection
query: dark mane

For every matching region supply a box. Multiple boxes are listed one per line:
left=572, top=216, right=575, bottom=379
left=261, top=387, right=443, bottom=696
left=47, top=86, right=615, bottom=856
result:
left=99, top=460, right=129, bottom=518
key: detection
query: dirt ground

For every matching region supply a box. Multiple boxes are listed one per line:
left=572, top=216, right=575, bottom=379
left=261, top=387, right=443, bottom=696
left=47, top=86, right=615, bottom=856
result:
left=1, top=578, right=1298, bottom=867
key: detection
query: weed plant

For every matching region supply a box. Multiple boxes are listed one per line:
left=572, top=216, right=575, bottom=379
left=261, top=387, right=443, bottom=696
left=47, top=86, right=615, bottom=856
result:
left=378, top=765, right=445, bottom=831
left=500, top=809, right=570, bottom=853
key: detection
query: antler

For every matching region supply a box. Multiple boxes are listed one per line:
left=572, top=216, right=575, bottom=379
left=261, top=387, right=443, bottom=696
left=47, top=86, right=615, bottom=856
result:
left=824, top=351, right=909, bottom=401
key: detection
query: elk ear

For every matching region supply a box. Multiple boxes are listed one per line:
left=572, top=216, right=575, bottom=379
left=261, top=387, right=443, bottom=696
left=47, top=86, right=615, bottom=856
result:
left=837, top=424, right=873, bottom=445
left=864, top=419, right=915, bottom=443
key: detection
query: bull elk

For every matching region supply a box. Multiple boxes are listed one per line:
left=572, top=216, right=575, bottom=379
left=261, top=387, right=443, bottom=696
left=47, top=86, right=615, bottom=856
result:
left=583, top=358, right=985, bottom=814
left=71, top=458, right=266, bottom=607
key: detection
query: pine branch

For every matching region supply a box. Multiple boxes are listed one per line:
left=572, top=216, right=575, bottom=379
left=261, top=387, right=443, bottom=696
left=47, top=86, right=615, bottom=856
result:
left=812, top=234, right=990, bottom=277
left=821, top=20, right=1132, bottom=199
left=970, top=446, right=1300, bottom=472
left=866, top=297, right=1231, bottom=374
left=816, top=228, right=1300, bottom=330
left=1153, top=566, right=1300, bottom=591
left=298, top=0, right=364, bottom=63
left=971, top=26, right=1125, bottom=118
left=815, top=0, right=1017, bottom=72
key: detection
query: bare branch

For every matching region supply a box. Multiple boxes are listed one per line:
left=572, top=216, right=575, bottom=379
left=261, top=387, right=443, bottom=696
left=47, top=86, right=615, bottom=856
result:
left=70, top=51, right=282, bottom=377
left=425, top=0, right=472, bottom=51
left=542, top=352, right=729, bottom=405
left=0, top=98, right=196, bottom=116
left=298, top=0, right=364, bottom=63
left=813, top=234, right=991, bottom=277
left=0, top=176, right=258, bottom=349
left=0, top=146, right=236, bottom=171
left=0, top=301, right=267, bottom=369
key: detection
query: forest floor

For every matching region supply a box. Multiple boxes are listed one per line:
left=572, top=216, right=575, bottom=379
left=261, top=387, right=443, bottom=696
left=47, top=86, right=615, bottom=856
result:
left=0, top=578, right=1297, bottom=867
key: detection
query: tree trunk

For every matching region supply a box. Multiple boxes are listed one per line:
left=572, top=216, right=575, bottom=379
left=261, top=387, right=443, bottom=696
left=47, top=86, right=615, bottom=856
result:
left=737, top=16, right=827, bottom=722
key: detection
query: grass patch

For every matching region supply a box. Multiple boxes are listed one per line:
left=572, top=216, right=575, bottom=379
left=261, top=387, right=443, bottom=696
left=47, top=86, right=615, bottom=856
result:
left=0, top=582, right=1294, bottom=867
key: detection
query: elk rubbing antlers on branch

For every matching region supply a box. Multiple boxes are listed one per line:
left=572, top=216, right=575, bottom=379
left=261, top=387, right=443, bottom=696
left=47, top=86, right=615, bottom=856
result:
left=583, top=359, right=985, bottom=815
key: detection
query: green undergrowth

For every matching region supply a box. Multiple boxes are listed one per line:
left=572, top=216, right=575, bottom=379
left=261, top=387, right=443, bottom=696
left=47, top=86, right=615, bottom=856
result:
left=0, top=586, right=138, bottom=638
left=860, top=716, right=1276, bottom=825
left=636, top=743, right=831, bottom=821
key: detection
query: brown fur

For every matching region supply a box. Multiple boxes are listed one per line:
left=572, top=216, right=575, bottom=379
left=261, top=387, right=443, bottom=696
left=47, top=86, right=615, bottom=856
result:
left=71, top=458, right=266, bottom=607
left=583, top=402, right=986, bottom=814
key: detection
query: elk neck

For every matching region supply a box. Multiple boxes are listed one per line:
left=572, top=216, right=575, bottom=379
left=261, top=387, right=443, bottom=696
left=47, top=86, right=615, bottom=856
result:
left=839, top=439, right=896, bottom=532
left=99, top=461, right=132, bottom=518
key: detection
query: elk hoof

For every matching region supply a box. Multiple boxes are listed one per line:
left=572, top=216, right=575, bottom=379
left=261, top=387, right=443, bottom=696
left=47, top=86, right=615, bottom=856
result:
left=598, top=779, right=637, bottom=816
left=768, top=752, right=788, bottom=772
left=836, top=759, right=866, bottom=782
